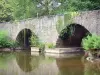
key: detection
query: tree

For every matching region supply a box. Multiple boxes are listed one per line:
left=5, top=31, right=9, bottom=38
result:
left=51, top=0, right=100, bottom=14
left=35, top=0, right=61, bottom=16
left=0, top=0, right=13, bottom=23
left=1, top=0, right=100, bottom=22
left=8, top=0, right=37, bottom=20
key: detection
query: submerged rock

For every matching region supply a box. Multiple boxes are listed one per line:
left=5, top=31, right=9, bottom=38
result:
left=86, top=57, right=94, bottom=62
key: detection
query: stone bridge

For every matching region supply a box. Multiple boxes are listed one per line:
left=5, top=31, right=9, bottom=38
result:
left=0, top=10, right=100, bottom=47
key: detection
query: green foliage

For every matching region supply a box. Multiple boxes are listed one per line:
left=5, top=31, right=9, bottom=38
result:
left=0, top=31, right=12, bottom=47
left=0, top=0, right=13, bottom=22
left=59, top=24, right=75, bottom=40
left=46, top=43, right=56, bottom=49
left=0, top=30, right=18, bottom=48
left=30, top=34, right=39, bottom=47
left=64, top=12, right=79, bottom=25
left=35, top=0, right=53, bottom=16
left=30, top=34, right=45, bottom=52
left=8, top=0, right=37, bottom=20
left=10, top=41, right=20, bottom=48
left=82, top=34, right=100, bottom=51
left=1, top=0, right=100, bottom=22
left=38, top=43, right=45, bottom=52
left=59, top=12, right=79, bottom=40
left=0, top=52, right=15, bottom=69
left=56, top=0, right=100, bottom=14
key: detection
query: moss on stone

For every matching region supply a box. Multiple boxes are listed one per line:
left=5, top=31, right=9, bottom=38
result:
left=56, top=16, right=64, bottom=34
left=64, top=12, right=80, bottom=26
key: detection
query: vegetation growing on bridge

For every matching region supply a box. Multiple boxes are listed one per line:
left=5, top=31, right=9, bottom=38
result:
left=30, top=34, right=40, bottom=47
left=30, top=34, right=45, bottom=51
left=56, top=12, right=79, bottom=34
left=56, top=16, right=64, bottom=34
left=45, top=43, right=56, bottom=49
left=59, top=23, right=76, bottom=40
left=64, top=12, right=79, bottom=25
left=1, top=0, right=100, bottom=22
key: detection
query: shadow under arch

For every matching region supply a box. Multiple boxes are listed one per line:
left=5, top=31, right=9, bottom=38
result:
left=56, top=23, right=91, bottom=48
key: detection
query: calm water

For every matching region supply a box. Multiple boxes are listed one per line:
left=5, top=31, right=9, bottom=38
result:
left=0, top=51, right=100, bottom=75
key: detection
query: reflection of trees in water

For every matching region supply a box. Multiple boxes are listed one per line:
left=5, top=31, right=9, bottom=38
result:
left=16, top=52, right=40, bottom=72
left=56, top=56, right=84, bottom=75
left=84, top=61, right=100, bottom=75
left=0, top=52, right=15, bottom=69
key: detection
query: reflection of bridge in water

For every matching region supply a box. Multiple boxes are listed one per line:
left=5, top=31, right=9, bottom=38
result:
left=0, top=51, right=100, bottom=75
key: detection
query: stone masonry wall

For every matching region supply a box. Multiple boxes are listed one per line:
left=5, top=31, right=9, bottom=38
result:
left=0, top=10, right=100, bottom=45
left=72, top=10, right=100, bottom=35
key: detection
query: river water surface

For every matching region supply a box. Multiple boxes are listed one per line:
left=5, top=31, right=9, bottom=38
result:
left=0, top=51, right=100, bottom=75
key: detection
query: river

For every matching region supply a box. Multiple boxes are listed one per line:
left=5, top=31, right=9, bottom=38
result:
left=0, top=51, right=99, bottom=75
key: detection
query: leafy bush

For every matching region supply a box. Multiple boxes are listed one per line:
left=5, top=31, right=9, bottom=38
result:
left=82, top=34, right=100, bottom=51
left=10, top=41, right=20, bottom=48
left=46, top=43, right=56, bottom=49
left=38, top=43, right=45, bottom=52
left=30, top=34, right=45, bottom=52
left=30, top=34, right=40, bottom=47
left=0, top=31, right=18, bottom=48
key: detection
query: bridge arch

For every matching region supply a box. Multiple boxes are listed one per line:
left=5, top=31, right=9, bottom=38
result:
left=16, top=28, right=38, bottom=49
left=16, top=28, right=32, bottom=48
left=56, top=23, right=91, bottom=48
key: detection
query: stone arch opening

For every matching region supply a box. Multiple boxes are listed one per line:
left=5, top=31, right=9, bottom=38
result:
left=16, top=28, right=32, bottom=49
left=56, top=23, right=91, bottom=48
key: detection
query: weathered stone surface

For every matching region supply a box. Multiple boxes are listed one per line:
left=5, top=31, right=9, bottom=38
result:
left=0, top=10, right=100, bottom=45
left=0, top=16, right=59, bottom=44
